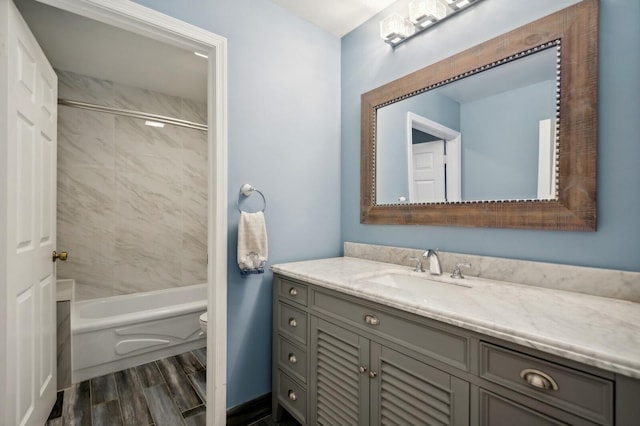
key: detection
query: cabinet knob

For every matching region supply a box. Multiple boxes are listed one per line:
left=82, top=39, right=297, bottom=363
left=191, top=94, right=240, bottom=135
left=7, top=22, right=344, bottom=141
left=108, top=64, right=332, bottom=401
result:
left=288, top=353, right=297, bottom=364
left=288, top=390, right=297, bottom=401
left=359, top=366, right=368, bottom=374
left=364, top=314, right=380, bottom=326
left=289, top=287, right=298, bottom=296
left=520, top=369, right=559, bottom=391
left=369, top=371, right=378, bottom=378
left=288, top=317, right=297, bottom=327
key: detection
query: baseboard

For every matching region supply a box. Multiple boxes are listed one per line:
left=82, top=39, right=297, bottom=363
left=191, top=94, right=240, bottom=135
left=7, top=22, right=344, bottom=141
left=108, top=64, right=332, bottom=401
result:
left=226, top=392, right=272, bottom=426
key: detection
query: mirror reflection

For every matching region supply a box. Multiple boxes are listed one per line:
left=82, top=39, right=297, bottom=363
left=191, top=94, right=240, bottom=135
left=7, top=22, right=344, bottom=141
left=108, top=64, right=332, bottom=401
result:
left=375, top=46, right=559, bottom=205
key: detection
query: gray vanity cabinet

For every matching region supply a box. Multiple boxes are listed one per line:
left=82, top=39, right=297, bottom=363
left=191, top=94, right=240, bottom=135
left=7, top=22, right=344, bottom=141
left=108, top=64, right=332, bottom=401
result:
left=272, top=274, right=640, bottom=425
left=309, top=316, right=470, bottom=426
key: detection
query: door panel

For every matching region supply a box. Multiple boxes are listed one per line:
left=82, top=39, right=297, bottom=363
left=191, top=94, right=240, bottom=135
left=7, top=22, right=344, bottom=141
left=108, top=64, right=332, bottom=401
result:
left=310, top=317, right=368, bottom=425
left=371, top=344, right=469, bottom=426
left=2, top=1, right=58, bottom=424
left=411, top=141, right=446, bottom=203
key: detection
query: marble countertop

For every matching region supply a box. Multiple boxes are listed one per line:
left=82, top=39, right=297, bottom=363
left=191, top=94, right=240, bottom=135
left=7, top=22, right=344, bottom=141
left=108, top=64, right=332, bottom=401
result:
left=271, top=257, right=640, bottom=379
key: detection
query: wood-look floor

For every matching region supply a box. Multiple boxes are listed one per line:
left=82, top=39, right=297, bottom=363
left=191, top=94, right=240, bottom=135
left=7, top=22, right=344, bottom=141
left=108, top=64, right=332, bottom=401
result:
left=46, top=348, right=207, bottom=426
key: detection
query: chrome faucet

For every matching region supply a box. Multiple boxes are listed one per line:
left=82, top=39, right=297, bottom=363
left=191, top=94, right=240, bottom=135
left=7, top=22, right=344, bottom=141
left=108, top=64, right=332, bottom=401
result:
left=451, top=263, right=471, bottom=279
left=409, top=256, right=425, bottom=272
left=423, top=249, right=442, bottom=275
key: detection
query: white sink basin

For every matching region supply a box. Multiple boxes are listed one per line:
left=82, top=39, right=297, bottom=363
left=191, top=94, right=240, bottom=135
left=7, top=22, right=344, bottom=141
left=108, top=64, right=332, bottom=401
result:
left=359, top=271, right=473, bottom=291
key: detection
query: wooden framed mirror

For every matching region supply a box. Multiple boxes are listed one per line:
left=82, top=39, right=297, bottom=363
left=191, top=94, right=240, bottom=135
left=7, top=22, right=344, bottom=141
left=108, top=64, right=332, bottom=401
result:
left=361, top=0, right=598, bottom=231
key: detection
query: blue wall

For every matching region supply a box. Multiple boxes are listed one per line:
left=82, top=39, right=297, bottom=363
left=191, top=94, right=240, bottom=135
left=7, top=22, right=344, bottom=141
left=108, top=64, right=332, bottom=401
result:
left=132, top=0, right=342, bottom=408
left=461, top=80, right=556, bottom=200
left=341, top=0, right=640, bottom=272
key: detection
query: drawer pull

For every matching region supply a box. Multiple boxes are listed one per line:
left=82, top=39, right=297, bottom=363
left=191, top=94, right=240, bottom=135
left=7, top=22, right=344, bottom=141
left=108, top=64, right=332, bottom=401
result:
left=359, top=366, right=368, bottom=374
left=369, top=371, right=378, bottom=378
left=288, top=317, right=297, bottom=327
left=289, top=287, right=298, bottom=296
left=520, top=369, right=559, bottom=391
left=364, top=314, right=380, bottom=325
left=288, top=390, right=297, bottom=401
left=288, top=353, right=297, bottom=364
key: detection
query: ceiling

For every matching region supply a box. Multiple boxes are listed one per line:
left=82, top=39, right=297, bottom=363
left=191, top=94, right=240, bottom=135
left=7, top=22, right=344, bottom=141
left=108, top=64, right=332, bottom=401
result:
left=15, top=0, right=208, bottom=103
left=270, top=0, right=397, bottom=37
left=14, top=0, right=392, bottom=104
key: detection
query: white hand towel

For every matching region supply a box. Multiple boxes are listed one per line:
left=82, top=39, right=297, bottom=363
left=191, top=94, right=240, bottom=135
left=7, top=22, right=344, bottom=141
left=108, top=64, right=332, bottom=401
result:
left=237, top=211, right=268, bottom=274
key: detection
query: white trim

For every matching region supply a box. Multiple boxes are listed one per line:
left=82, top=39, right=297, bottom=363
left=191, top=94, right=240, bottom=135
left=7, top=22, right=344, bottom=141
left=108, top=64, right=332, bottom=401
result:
left=537, top=118, right=557, bottom=200
left=34, top=1, right=228, bottom=423
left=406, top=112, right=461, bottom=202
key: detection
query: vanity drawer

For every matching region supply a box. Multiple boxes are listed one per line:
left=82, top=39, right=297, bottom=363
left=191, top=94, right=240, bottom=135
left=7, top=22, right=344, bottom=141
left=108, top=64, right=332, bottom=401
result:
left=479, top=342, right=613, bottom=425
left=277, top=277, right=308, bottom=306
left=277, top=371, right=307, bottom=424
left=312, top=289, right=470, bottom=371
left=277, top=336, right=307, bottom=384
left=277, top=302, right=307, bottom=345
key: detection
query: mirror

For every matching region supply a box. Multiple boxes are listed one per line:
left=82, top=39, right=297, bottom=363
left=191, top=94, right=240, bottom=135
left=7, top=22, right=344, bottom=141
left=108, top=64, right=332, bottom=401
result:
left=376, top=47, right=558, bottom=204
left=361, top=0, right=598, bottom=230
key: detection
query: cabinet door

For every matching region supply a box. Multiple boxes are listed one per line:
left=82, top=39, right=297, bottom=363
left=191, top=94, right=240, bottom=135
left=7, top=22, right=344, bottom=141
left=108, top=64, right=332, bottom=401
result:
left=370, top=343, right=470, bottom=426
left=310, top=317, right=369, bottom=426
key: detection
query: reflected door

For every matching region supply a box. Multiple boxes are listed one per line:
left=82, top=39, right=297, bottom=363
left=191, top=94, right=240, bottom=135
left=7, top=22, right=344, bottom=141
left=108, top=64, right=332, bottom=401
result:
left=410, top=141, right=446, bottom=203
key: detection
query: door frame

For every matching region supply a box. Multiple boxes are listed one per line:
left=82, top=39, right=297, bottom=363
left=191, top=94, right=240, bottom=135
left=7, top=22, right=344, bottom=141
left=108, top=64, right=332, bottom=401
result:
left=33, top=0, right=228, bottom=423
left=406, top=112, right=461, bottom=202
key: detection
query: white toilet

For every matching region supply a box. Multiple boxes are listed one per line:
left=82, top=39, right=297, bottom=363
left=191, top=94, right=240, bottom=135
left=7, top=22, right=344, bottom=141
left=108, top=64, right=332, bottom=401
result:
left=199, top=312, right=207, bottom=335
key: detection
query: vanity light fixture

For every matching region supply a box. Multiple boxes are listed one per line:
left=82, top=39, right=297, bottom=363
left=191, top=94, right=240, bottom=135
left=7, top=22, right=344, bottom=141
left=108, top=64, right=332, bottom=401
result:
left=144, top=120, right=165, bottom=128
left=410, top=0, right=446, bottom=29
left=381, top=0, right=482, bottom=47
left=379, top=13, right=415, bottom=45
left=194, top=51, right=208, bottom=59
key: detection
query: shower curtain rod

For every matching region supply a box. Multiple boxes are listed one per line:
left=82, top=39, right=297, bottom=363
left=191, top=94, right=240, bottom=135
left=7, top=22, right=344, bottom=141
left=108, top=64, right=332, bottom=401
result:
left=58, top=99, right=208, bottom=131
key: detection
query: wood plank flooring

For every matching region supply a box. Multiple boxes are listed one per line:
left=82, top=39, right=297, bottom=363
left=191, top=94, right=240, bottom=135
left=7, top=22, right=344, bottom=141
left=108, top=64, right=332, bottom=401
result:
left=46, top=348, right=207, bottom=426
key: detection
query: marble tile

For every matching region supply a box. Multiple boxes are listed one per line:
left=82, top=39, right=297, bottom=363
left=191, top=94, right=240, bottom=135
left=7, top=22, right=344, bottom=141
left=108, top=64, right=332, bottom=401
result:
left=57, top=70, right=116, bottom=107
left=91, top=400, right=123, bottom=426
left=181, top=99, right=207, bottom=124
left=143, top=384, right=186, bottom=426
left=115, top=171, right=182, bottom=225
left=114, top=368, right=153, bottom=426
left=57, top=107, right=115, bottom=170
left=57, top=166, right=116, bottom=227
left=115, top=116, right=182, bottom=158
left=156, top=357, right=203, bottom=412
left=343, top=242, right=640, bottom=302
left=57, top=71, right=209, bottom=300
left=56, top=302, right=72, bottom=390
left=180, top=257, right=207, bottom=287
left=111, top=84, right=184, bottom=119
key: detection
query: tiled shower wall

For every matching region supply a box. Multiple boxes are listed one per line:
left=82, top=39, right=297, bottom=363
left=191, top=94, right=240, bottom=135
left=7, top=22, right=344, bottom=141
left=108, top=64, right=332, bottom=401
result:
left=56, top=70, right=207, bottom=301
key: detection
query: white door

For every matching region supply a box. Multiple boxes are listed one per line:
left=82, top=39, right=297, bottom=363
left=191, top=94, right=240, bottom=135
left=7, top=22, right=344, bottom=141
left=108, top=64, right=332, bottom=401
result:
left=410, top=141, right=446, bottom=203
left=1, top=1, right=58, bottom=425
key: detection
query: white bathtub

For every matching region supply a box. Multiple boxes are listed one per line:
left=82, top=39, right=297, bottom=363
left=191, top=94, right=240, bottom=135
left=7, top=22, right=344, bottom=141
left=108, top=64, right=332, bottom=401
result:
left=71, top=284, right=207, bottom=383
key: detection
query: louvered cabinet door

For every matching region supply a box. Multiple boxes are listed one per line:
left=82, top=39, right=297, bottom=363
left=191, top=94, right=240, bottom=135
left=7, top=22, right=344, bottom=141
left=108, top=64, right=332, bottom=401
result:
left=310, top=317, right=370, bottom=426
left=370, top=343, right=470, bottom=426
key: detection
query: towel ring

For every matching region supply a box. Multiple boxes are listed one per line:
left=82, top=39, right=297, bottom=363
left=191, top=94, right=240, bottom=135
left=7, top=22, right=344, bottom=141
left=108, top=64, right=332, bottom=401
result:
left=237, top=184, right=266, bottom=213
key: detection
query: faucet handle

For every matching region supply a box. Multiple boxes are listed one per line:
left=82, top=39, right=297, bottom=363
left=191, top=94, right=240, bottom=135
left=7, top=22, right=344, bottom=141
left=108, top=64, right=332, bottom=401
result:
left=409, top=257, right=424, bottom=272
left=451, top=263, right=471, bottom=279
